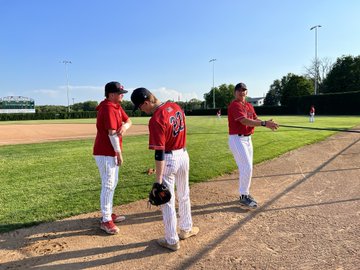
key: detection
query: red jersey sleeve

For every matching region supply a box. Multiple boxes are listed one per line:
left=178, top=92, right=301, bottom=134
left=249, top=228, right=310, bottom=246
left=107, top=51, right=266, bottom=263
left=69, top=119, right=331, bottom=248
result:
left=149, top=115, right=166, bottom=150
left=103, top=106, right=118, bottom=130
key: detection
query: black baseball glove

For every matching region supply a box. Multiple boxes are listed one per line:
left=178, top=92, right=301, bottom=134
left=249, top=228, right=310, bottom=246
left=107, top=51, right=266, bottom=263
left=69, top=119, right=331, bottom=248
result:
left=148, top=182, right=171, bottom=206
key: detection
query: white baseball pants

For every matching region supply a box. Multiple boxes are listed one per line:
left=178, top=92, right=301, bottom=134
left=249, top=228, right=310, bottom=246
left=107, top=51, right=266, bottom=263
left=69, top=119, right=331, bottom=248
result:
left=161, top=149, right=193, bottom=245
left=228, top=135, right=253, bottom=196
left=94, top=155, right=119, bottom=222
left=310, top=113, right=315, bottom=122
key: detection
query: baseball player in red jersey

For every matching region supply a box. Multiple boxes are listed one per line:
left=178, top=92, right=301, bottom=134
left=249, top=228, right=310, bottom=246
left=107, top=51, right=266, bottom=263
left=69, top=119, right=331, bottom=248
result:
left=131, top=87, right=199, bottom=251
left=228, top=83, right=278, bottom=209
left=93, top=81, right=132, bottom=234
left=309, top=105, right=315, bottom=123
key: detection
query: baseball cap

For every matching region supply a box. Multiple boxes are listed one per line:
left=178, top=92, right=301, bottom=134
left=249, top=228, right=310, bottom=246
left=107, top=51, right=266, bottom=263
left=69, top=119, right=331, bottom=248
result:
left=105, top=81, right=128, bottom=95
left=131, top=87, right=152, bottom=111
left=234, top=82, right=247, bottom=91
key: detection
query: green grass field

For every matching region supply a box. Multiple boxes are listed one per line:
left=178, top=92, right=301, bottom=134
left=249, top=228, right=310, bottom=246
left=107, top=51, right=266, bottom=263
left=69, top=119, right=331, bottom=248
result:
left=0, top=115, right=359, bottom=233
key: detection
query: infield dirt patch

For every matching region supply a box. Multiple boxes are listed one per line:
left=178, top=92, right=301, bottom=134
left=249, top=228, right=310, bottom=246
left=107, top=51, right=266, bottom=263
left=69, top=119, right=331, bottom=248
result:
left=0, top=124, right=148, bottom=145
left=0, top=128, right=359, bottom=269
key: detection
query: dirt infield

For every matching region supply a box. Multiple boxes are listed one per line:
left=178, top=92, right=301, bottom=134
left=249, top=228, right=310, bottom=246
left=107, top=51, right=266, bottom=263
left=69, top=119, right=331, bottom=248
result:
left=0, top=124, right=148, bottom=145
left=0, top=128, right=359, bottom=269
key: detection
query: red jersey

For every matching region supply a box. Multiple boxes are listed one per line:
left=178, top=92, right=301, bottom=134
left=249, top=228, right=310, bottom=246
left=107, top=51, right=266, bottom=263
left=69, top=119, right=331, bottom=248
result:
left=148, top=102, right=186, bottom=151
left=227, top=100, right=257, bottom=135
left=93, top=99, right=129, bottom=156
left=310, top=107, right=315, bottom=113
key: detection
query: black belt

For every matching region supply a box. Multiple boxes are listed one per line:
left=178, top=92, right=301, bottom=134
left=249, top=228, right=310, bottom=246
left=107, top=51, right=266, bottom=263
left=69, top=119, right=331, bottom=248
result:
left=238, top=134, right=251, bottom=137
left=165, top=148, right=186, bottom=154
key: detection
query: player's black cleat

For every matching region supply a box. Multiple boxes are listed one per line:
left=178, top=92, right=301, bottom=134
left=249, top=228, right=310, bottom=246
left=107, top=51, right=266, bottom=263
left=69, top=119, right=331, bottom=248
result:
left=247, top=194, right=257, bottom=204
left=239, top=195, right=258, bottom=209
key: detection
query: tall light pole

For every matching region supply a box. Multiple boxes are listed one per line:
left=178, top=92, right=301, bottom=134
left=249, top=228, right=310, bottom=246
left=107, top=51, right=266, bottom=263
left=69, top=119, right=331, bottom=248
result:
left=310, top=25, right=321, bottom=95
left=209, top=58, right=217, bottom=108
left=61, top=60, right=72, bottom=112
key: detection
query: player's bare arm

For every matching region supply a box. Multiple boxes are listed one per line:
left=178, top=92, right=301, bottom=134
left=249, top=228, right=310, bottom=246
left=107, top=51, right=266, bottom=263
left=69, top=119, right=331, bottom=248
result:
left=239, top=118, right=279, bottom=130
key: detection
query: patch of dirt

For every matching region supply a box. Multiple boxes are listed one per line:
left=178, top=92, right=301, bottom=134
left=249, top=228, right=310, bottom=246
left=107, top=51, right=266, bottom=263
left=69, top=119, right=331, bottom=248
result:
left=0, top=128, right=359, bottom=269
left=0, top=124, right=148, bottom=145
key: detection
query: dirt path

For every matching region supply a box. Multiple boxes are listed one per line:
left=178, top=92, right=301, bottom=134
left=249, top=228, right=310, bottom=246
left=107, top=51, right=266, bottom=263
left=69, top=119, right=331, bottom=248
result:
left=0, top=129, right=359, bottom=269
left=0, top=124, right=148, bottom=145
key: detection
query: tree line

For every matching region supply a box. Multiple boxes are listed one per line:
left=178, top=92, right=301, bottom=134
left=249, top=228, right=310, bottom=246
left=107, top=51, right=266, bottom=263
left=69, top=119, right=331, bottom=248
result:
left=36, top=54, right=360, bottom=114
left=263, top=55, right=360, bottom=106
left=201, top=55, right=360, bottom=108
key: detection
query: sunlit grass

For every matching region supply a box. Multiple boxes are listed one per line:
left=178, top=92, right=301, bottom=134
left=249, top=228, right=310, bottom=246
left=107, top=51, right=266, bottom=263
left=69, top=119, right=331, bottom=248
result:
left=0, top=115, right=359, bottom=232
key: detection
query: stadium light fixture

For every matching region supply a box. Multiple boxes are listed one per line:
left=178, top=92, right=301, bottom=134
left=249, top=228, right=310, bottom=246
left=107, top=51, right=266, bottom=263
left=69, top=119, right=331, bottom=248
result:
left=60, top=60, right=72, bottom=112
left=310, top=25, right=321, bottom=95
left=209, top=58, right=217, bottom=109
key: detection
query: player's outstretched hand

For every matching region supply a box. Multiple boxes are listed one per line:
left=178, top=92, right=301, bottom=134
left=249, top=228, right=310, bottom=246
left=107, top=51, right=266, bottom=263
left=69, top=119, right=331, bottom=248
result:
left=266, top=119, right=279, bottom=131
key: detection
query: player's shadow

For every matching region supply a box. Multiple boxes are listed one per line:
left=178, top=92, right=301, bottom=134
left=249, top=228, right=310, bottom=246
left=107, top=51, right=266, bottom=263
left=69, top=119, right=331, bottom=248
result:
left=0, top=239, right=168, bottom=270
left=210, top=166, right=360, bottom=183
left=0, top=199, right=244, bottom=270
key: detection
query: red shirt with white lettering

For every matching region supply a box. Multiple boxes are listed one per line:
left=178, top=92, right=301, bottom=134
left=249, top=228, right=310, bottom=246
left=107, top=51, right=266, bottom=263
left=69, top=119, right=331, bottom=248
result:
left=227, top=100, right=257, bottom=135
left=148, top=102, right=186, bottom=151
left=93, top=99, right=129, bottom=156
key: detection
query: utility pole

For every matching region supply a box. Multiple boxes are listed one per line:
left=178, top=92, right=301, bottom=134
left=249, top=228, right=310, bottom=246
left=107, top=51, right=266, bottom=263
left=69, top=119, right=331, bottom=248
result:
left=60, top=60, right=72, bottom=112
left=209, top=59, right=217, bottom=108
left=310, top=25, right=321, bottom=95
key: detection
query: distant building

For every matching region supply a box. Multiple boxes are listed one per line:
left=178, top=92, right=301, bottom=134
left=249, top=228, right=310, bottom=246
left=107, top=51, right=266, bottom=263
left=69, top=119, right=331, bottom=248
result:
left=0, top=96, right=35, bottom=113
left=248, top=97, right=265, bottom=107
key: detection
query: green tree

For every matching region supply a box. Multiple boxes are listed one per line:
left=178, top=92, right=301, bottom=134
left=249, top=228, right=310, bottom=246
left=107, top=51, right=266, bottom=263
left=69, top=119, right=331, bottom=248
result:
left=264, top=79, right=282, bottom=106
left=264, top=73, right=313, bottom=107
left=187, top=98, right=202, bottom=110
left=36, top=105, right=67, bottom=113
left=71, top=101, right=98, bottom=111
left=83, top=101, right=98, bottom=111
left=203, top=83, right=235, bottom=109
left=118, top=100, right=133, bottom=110
left=322, top=55, right=360, bottom=93
left=281, top=74, right=313, bottom=106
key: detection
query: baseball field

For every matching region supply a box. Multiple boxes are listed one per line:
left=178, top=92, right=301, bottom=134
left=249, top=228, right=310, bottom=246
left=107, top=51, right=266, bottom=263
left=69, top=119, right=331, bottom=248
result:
left=0, top=115, right=359, bottom=269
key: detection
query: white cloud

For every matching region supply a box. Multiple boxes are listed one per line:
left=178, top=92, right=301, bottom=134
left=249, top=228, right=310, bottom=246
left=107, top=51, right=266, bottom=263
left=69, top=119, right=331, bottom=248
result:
left=58, top=85, right=103, bottom=92
left=150, top=87, right=199, bottom=102
left=31, top=85, right=105, bottom=105
left=30, top=85, right=202, bottom=105
left=33, top=89, right=60, bottom=97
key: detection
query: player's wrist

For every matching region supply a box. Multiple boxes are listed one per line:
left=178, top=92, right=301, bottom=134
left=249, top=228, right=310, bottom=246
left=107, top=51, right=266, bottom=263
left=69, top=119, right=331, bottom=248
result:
left=261, top=121, right=266, bottom=127
left=123, top=123, right=130, bottom=130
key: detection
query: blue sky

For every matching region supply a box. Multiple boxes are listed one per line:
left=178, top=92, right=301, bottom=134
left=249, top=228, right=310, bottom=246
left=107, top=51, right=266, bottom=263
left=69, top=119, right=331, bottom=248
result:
left=1, top=0, right=359, bottom=106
